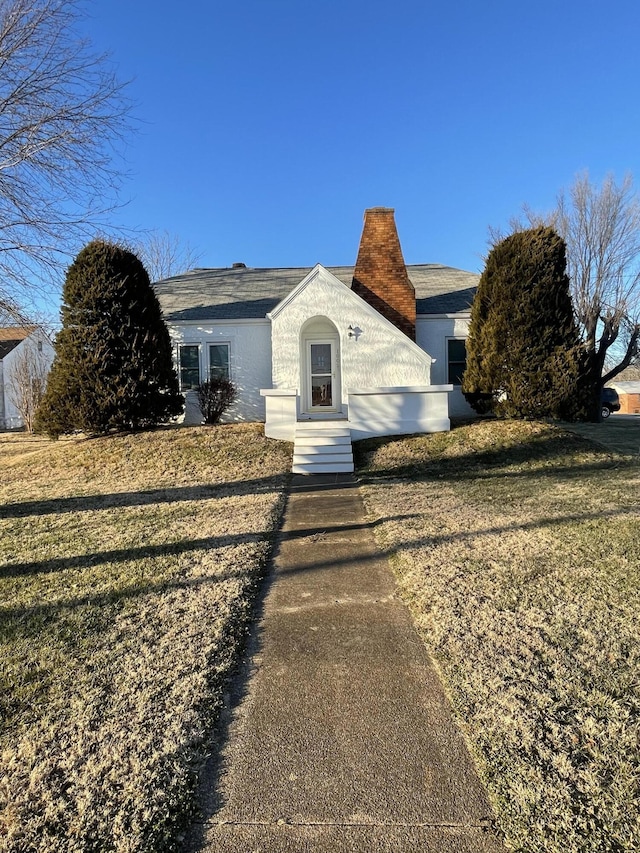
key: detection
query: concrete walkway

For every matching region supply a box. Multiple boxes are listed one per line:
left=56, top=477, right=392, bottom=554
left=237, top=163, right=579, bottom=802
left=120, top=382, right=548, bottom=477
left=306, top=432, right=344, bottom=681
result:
left=189, top=474, right=504, bottom=853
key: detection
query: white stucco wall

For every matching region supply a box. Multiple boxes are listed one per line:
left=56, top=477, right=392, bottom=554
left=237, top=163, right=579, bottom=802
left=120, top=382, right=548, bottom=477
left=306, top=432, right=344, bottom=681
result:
left=416, top=314, right=474, bottom=418
left=348, top=385, right=452, bottom=439
left=166, top=271, right=477, bottom=432
left=270, top=267, right=432, bottom=415
left=169, top=320, right=271, bottom=424
left=2, top=330, right=55, bottom=429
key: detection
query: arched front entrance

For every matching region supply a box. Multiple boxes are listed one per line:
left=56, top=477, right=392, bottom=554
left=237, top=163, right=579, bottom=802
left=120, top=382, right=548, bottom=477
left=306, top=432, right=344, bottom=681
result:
left=300, top=317, right=341, bottom=416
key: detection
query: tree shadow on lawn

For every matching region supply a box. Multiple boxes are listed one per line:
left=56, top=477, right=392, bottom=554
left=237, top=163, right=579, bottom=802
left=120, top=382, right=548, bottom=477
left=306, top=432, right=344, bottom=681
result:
left=0, top=475, right=290, bottom=520
left=0, top=536, right=264, bottom=633
left=0, top=555, right=270, bottom=733
left=0, top=531, right=268, bottom=579
left=354, top=431, right=638, bottom=486
left=272, top=503, right=639, bottom=576
left=0, top=513, right=422, bottom=581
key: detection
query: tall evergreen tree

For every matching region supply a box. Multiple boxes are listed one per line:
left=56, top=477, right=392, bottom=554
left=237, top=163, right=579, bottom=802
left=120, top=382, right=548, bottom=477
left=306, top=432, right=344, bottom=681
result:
left=462, top=227, right=586, bottom=420
left=36, top=240, right=182, bottom=437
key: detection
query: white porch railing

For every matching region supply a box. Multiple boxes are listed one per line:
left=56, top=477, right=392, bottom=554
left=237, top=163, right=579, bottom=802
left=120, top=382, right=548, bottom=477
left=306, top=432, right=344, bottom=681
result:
left=260, top=385, right=453, bottom=441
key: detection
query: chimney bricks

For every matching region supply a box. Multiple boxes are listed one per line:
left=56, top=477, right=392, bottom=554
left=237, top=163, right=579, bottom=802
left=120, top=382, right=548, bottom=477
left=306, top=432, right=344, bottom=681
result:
left=352, top=207, right=416, bottom=340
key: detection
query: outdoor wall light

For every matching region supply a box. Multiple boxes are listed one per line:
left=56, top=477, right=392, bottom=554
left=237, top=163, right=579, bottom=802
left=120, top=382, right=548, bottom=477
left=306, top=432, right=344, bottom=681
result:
left=347, top=325, right=362, bottom=340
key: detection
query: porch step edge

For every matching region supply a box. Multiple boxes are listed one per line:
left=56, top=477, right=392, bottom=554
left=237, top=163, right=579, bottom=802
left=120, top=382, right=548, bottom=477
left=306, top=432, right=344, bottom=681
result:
left=294, top=435, right=351, bottom=446
left=295, top=419, right=349, bottom=428
left=293, top=443, right=353, bottom=455
left=293, top=452, right=354, bottom=465
left=292, top=462, right=355, bottom=474
left=294, top=428, right=351, bottom=437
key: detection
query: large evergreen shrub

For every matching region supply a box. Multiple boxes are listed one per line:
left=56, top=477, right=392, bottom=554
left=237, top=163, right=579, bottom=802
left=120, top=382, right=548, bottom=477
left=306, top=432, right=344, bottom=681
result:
left=35, top=240, right=183, bottom=437
left=462, top=227, right=587, bottom=420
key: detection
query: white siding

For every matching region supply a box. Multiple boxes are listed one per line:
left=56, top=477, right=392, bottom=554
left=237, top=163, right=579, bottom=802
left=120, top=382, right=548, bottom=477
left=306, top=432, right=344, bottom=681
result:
left=2, top=331, right=55, bottom=429
left=169, top=321, right=271, bottom=424
left=0, top=360, right=4, bottom=426
left=416, top=315, right=474, bottom=418
left=167, top=271, right=477, bottom=431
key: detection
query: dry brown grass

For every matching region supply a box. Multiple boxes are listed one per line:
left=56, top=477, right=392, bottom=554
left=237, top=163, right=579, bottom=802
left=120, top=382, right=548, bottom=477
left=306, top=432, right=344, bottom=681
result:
left=356, top=420, right=640, bottom=853
left=0, top=425, right=291, bottom=853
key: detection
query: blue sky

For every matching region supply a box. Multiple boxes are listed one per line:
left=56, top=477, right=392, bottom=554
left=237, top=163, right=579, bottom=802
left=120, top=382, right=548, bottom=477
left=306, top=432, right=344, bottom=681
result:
left=82, top=0, right=640, bottom=275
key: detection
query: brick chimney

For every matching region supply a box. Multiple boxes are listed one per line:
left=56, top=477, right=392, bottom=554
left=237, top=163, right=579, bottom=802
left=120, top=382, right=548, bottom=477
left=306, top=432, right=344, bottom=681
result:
left=352, top=207, right=416, bottom=340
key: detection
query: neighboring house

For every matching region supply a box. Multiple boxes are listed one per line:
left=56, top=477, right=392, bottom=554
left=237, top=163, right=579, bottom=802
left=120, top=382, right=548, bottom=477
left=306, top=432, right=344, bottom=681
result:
left=608, top=381, right=640, bottom=414
left=154, top=208, right=479, bottom=443
left=0, top=327, right=55, bottom=429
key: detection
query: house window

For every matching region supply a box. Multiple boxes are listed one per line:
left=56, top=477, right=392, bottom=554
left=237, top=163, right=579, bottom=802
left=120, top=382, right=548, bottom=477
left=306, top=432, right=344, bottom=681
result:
left=447, top=339, right=467, bottom=385
left=209, top=343, right=230, bottom=381
left=179, top=344, right=200, bottom=390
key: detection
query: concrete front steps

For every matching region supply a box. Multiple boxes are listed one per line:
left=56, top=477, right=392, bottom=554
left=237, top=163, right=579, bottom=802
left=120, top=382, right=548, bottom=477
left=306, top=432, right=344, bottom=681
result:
left=292, top=421, right=354, bottom=474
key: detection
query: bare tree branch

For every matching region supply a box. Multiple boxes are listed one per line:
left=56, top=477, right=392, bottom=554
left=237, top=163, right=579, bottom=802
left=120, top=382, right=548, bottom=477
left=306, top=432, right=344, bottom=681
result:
left=134, top=230, right=202, bottom=282
left=505, top=172, right=640, bottom=386
left=555, top=173, right=640, bottom=381
left=0, top=0, right=131, bottom=319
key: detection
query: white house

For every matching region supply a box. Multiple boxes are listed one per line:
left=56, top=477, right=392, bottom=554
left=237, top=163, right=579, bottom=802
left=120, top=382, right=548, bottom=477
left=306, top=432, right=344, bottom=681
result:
left=0, top=326, right=55, bottom=430
left=154, top=208, right=478, bottom=472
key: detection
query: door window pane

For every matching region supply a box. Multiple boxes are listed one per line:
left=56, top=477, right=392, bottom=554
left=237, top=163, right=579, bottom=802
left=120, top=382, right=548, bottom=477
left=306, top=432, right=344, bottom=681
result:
left=310, top=343, right=331, bottom=374
left=311, top=378, right=332, bottom=407
left=179, top=345, right=200, bottom=390
left=209, top=344, right=230, bottom=380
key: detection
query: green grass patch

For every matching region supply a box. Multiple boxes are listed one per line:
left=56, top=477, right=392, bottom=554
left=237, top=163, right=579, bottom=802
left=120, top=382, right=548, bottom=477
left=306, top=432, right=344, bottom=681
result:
left=0, top=425, right=291, bottom=853
left=356, top=420, right=640, bottom=853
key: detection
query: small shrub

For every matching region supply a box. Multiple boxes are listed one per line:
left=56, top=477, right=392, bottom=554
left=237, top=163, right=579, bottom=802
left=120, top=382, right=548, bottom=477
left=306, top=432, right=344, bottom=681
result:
left=196, top=378, right=237, bottom=424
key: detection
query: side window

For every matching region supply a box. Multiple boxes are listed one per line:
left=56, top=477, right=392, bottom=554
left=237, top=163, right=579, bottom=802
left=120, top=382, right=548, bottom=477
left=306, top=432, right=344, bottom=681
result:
left=179, top=344, right=200, bottom=390
left=447, top=339, right=467, bottom=385
left=209, top=343, right=230, bottom=381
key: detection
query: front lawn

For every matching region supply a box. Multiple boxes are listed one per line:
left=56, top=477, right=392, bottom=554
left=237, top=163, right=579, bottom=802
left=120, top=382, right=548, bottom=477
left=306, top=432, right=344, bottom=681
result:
left=357, top=420, right=640, bottom=853
left=0, top=425, right=291, bottom=853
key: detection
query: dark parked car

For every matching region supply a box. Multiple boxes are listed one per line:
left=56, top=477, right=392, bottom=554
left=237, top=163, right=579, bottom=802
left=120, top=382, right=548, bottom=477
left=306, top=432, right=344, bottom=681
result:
left=601, top=387, right=621, bottom=419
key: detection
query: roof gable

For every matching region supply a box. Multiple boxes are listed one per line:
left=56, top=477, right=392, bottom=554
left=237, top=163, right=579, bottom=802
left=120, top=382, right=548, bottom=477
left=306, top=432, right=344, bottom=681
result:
left=268, top=264, right=348, bottom=319
left=0, top=326, right=35, bottom=360
left=269, top=264, right=432, bottom=368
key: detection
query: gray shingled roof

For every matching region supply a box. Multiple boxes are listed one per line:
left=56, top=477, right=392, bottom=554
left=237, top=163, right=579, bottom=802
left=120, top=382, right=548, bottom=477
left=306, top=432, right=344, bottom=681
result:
left=153, top=264, right=479, bottom=323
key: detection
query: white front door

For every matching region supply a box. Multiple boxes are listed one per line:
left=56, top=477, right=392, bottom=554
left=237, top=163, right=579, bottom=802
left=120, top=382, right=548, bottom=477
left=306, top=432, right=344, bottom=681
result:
left=306, top=339, right=338, bottom=412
